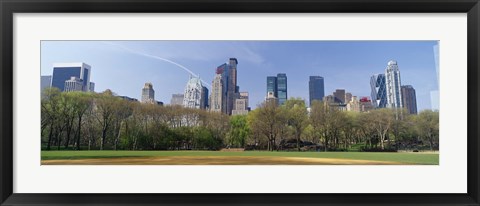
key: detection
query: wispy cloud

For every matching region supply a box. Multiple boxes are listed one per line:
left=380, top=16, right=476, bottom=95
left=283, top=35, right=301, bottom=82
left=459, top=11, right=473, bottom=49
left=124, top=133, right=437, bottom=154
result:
left=103, top=41, right=211, bottom=87
left=143, top=41, right=266, bottom=65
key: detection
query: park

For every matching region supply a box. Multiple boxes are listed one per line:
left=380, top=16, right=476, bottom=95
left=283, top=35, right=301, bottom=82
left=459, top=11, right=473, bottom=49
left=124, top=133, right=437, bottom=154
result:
left=41, top=89, right=439, bottom=165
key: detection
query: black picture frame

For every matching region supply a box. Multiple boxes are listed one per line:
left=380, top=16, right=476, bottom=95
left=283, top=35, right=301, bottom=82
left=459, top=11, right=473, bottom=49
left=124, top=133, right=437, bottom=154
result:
left=1, top=0, right=479, bottom=205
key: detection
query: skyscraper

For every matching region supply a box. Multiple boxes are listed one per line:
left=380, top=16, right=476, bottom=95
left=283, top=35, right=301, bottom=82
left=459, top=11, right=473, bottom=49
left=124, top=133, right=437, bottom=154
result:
left=209, top=58, right=242, bottom=114
left=201, top=86, right=209, bottom=109
left=370, top=74, right=387, bottom=108
left=277, top=73, right=288, bottom=105
left=333, top=89, right=345, bottom=104
left=309, top=76, right=324, bottom=106
left=141, top=82, right=155, bottom=103
left=227, top=58, right=239, bottom=114
left=210, top=73, right=224, bottom=112
left=183, top=76, right=205, bottom=109
left=40, top=75, right=52, bottom=92
left=401, top=85, right=418, bottom=114
left=385, top=60, right=403, bottom=108
left=267, top=76, right=278, bottom=98
left=170, top=94, right=184, bottom=106
left=51, top=63, right=91, bottom=92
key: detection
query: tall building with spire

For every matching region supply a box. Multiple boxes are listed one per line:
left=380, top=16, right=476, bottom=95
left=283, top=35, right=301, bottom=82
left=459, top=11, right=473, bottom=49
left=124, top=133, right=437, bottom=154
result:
left=385, top=60, right=403, bottom=108
left=141, top=82, right=155, bottom=103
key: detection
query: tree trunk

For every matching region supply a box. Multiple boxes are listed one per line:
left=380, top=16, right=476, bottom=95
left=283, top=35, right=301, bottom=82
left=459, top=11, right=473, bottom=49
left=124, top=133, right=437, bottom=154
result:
left=380, top=134, right=385, bottom=150
left=64, top=120, right=73, bottom=149
left=46, top=122, right=54, bottom=150
left=75, top=115, right=82, bottom=150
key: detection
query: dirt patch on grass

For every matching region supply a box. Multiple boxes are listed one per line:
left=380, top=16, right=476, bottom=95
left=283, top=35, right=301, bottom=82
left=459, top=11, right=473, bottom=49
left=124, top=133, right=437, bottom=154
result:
left=42, top=156, right=403, bottom=165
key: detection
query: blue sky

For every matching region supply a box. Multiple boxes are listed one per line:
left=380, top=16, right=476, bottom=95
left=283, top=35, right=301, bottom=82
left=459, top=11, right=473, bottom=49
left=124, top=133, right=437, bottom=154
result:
left=41, top=41, right=438, bottom=111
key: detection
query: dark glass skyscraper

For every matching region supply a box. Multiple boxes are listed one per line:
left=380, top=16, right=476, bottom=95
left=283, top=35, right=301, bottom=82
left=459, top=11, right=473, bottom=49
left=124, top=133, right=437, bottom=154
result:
left=333, top=89, right=345, bottom=104
left=266, top=76, right=278, bottom=98
left=277, top=73, right=287, bottom=105
left=309, top=76, right=324, bottom=106
left=51, top=63, right=91, bottom=92
left=209, top=58, right=240, bottom=115
left=401, top=85, right=417, bottom=114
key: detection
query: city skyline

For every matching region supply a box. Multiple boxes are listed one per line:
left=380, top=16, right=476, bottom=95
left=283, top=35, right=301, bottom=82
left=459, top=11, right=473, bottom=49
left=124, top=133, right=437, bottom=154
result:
left=41, top=41, right=439, bottom=111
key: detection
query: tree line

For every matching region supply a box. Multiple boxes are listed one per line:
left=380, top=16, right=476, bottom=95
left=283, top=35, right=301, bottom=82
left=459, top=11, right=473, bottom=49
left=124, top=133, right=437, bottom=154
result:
left=41, top=88, right=439, bottom=151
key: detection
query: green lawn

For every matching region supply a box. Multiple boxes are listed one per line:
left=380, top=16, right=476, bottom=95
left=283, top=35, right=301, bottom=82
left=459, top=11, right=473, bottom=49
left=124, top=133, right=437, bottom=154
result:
left=41, top=150, right=439, bottom=165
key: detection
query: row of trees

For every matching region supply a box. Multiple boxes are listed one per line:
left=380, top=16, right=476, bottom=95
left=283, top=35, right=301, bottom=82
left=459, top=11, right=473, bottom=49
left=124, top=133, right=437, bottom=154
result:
left=41, top=88, right=439, bottom=151
left=248, top=99, right=439, bottom=151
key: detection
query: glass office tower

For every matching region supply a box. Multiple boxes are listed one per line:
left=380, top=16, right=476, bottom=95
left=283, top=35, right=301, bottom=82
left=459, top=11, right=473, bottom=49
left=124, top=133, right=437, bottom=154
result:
left=309, top=76, right=324, bottom=106
left=51, top=62, right=91, bottom=92
left=277, top=73, right=287, bottom=105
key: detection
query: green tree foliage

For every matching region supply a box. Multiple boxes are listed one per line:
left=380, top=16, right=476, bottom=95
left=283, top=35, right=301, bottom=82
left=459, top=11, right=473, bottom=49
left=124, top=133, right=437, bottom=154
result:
left=227, top=115, right=250, bottom=148
left=284, top=98, right=308, bottom=151
left=41, top=89, right=439, bottom=152
left=415, top=110, right=439, bottom=150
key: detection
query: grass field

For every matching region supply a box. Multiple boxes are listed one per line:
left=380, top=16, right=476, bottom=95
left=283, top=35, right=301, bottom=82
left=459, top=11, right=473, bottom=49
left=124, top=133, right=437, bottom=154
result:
left=41, top=150, right=439, bottom=165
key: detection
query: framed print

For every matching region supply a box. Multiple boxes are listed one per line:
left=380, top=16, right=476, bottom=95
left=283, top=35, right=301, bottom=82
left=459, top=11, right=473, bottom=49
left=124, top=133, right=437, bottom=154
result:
left=1, top=0, right=479, bottom=205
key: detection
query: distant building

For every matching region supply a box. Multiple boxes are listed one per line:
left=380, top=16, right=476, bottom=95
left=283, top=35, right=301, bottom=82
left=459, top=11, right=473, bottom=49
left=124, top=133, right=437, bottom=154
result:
left=119, top=96, right=139, bottom=102
left=183, top=76, right=206, bottom=109
left=347, top=96, right=360, bottom=112
left=210, top=73, right=224, bottom=112
left=232, top=92, right=249, bottom=115
left=309, top=76, right=324, bottom=106
left=385, top=60, right=403, bottom=108
left=345, top=92, right=352, bottom=103
left=401, top=85, right=418, bottom=114
left=170, top=94, right=184, bottom=106
left=267, top=76, right=278, bottom=98
left=359, top=97, right=374, bottom=112
left=226, top=58, right=239, bottom=114
left=89, top=82, right=95, bottom=92
left=333, top=89, right=346, bottom=103
left=41, top=75, right=52, bottom=91
left=370, top=74, right=387, bottom=108
left=64, top=77, right=84, bottom=92
left=51, top=62, right=91, bottom=92
left=141, top=82, right=155, bottom=103
left=265, top=73, right=287, bottom=105
left=277, top=73, right=288, bottom=105
left=209, top=58, right=241, bottom=114
left=266, top=91, right=279, bottom=105
left=347, top=96, right=374, bottom=112
left=201, top=86, right=209, bottom=109
left=323, top=95, right=335, bottom=103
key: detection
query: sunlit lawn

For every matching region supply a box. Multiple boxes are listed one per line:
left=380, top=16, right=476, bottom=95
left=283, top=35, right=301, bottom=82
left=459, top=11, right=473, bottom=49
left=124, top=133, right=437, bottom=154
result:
left=41, top=150, right=439, bottom=165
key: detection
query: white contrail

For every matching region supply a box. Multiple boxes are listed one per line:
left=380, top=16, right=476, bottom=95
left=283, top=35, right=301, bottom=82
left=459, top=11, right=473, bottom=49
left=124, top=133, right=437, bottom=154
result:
left=103, top=41, right=211, bottom=88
